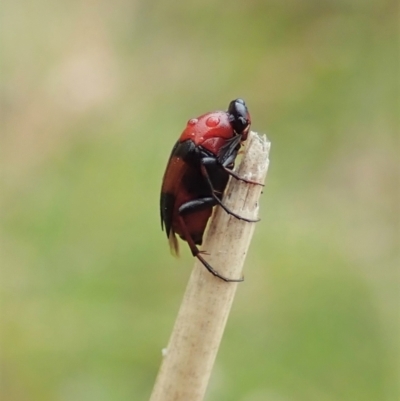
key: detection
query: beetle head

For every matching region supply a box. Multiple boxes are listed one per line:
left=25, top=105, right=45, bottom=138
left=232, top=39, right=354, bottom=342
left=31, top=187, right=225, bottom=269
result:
left=228, top=98, right=251, bottom=140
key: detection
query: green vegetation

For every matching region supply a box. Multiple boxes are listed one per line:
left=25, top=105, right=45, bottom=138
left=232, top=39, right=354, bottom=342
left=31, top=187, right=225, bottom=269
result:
left=2, top=0, right=398, bottom=400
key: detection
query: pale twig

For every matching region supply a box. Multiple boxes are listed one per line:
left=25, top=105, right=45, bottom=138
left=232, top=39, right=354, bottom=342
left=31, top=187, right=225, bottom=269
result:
left=150, top=131, right=271, bottom=401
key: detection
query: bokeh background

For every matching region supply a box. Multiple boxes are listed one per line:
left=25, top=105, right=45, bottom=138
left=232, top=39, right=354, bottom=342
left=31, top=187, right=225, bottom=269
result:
left=1, top=0, right=398, bottom=400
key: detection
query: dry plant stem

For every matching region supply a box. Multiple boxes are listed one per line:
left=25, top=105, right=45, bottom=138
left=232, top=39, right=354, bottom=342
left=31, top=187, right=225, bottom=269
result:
left=149, top=131, right=271, bottom=401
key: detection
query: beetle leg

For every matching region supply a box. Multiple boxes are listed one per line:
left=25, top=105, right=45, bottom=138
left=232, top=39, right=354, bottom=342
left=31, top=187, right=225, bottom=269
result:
left=178, top=197, right=217, bottom=251
left=222, top=165, right=264, bottom=186
left=178, top=197, right=216, bottom=215
left=177, top=200, right=244, bottom=282
left=202, top=156, right=264, bottom=186
left=199, top=162, right=260, bottom=223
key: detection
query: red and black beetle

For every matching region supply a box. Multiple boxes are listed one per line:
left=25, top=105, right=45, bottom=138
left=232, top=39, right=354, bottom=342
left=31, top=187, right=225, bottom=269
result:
left=160, top=99, right=261, bottom=282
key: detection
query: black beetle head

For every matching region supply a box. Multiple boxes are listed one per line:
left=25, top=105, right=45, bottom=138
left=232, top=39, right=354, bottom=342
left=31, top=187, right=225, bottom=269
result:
left=228, top=98, right=251, bottom=140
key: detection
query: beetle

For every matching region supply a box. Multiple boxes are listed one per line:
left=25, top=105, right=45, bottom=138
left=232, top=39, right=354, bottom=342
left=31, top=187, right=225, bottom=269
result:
left=160, top=99, right=261, bottom=282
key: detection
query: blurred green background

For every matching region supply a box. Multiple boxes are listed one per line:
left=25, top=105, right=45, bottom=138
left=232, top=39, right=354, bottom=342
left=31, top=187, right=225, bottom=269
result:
left=1, top=0, right=398, bottom=400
